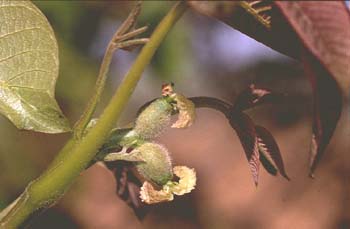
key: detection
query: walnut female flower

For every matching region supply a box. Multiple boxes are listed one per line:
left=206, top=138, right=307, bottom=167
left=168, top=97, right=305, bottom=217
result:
left=104, top=142, right=196, bottom=204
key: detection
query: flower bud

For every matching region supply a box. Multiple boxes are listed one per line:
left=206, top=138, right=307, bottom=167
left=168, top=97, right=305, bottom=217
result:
left=135, top=142, right=173, bottom=186
left=134, top=98, right=173, bottom=140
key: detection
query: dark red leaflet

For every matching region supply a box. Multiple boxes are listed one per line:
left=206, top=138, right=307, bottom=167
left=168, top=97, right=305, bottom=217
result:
left=274, top=2, right=348, bottom=175
left=255, top=125, right=290, bottom=180
left=105, top=161, right=149, bottom=219
left=189, top=1, right=349, bottom=175
left=275, top=2, right=350, bottom=90
left=259, top=150, right=278, bottom=176
left=301, top=53, right=342, bottom=176
left=228, top=111, right=260, bottom=186
left=234, top=84, right=283, bottom=111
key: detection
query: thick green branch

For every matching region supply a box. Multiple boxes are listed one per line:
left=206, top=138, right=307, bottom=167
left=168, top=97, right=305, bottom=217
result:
left=0, top=2, right=186, bottom=228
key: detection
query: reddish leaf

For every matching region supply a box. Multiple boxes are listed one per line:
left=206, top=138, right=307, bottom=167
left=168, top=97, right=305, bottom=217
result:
left=234, top=84, right=282, bottom=111
left=188, top=1, right=301, bottom=59
left=189, top=1, right=349, bottom=175
left=228, top=111, right=260, bottom=186
left=302, top=53, right=342, bottom=176
left=274, top=2, right=348, bottom=175
left=275, top=2, right=350, bottom=90
left=189, top=2, right=350, bottom=81
left=259, top=150, right=278, bottom=176
left=105, top=161, right=149, bottom=219
left=255, top=126, right=290, bottom=180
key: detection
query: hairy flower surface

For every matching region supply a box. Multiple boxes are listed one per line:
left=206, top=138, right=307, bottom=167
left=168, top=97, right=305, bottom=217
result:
left=135, top=142, right=173, bottom=186
left=134, top=98, right=173, bottom=140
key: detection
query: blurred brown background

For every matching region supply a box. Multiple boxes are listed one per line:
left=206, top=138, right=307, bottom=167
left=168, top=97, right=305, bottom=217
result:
left=0, top=1, right=349, bottom=228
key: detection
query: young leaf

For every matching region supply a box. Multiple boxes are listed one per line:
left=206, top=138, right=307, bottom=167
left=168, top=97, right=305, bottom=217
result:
left=259, top=150, right=278, bottom=176
left=189, top=1, right=349, bottom=175
left=275, top=2, right=350, bottom=91
left=228, top=111, right=260, bottom=186
left=255, top=125, right=290, bottom=180
left=104, top=161, right=149, bottom=219
left=274, top=2, right=348, bottom=175
left=0, top=1, right=70, bottom=133
left=302, top=54, right=342, bottom=176
left=234, top=84, right=281, bottom=111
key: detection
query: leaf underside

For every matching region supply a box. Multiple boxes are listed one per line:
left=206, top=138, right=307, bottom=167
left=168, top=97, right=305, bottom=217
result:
left=0, top=1, right=70, bottom=133
left=302, top=54, right=342, bottom=176
left=275, top=2, right=348, bottom=175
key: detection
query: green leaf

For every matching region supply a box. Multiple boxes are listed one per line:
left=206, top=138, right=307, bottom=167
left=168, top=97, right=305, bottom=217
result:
left=0, top=0, right=70, bottom=133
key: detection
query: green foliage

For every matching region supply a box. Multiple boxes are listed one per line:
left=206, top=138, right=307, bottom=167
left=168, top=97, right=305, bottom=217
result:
left=0, top=1, right=70, bottom=133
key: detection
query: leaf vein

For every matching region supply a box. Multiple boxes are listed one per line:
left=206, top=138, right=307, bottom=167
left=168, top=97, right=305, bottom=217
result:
left=0, top=50, right=32, bottom=63
left=0, top=27, right=41, bottom=40
left=5, top=69, right=51, bottom=83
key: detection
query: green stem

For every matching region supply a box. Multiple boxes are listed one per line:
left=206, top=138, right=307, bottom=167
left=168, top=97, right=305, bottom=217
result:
left=73, top=44, right=116, bottom=138
left=0, top=2, right=186, bottom=228
left=73, top=2, right=147, bottom=138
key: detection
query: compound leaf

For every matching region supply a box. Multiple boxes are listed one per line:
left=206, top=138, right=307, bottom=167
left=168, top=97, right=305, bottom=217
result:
left=189, top=1, right=349, bottom=175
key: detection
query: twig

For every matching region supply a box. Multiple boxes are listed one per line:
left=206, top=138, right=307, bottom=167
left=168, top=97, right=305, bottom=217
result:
left=73, top=2, right=148, bottom=139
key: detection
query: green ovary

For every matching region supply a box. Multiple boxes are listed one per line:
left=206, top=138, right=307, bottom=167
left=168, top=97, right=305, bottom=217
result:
left=135, top=142, right=173, bottom=186
left=134, top=98, right=173, bottom=140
